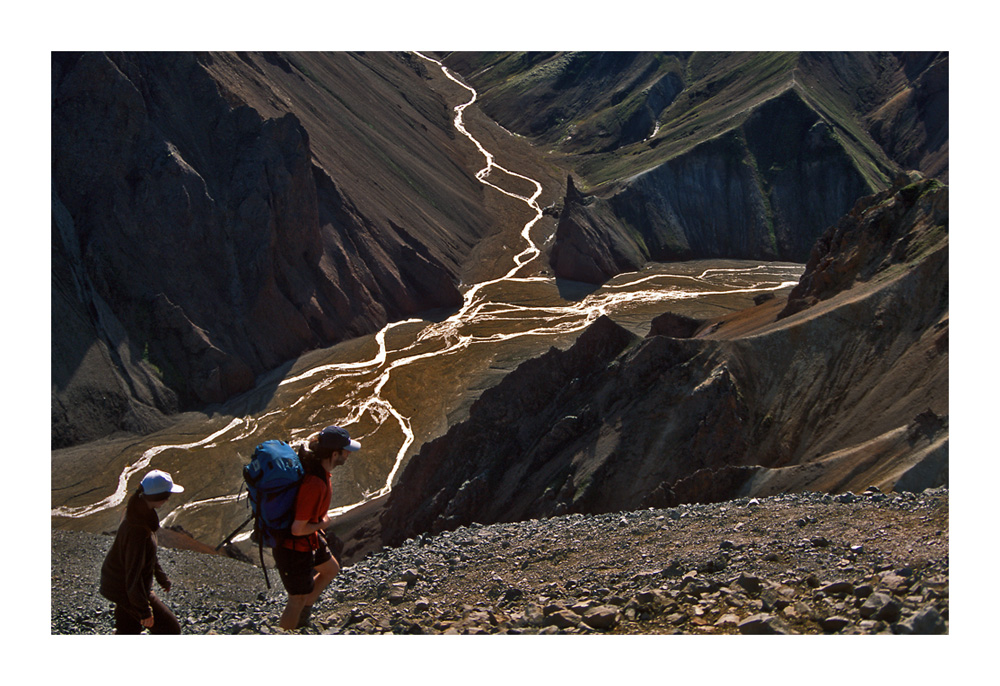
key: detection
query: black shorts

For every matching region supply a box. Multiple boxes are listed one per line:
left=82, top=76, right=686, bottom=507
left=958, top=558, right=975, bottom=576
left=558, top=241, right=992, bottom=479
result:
left=272, top=542, right=333, bottom=596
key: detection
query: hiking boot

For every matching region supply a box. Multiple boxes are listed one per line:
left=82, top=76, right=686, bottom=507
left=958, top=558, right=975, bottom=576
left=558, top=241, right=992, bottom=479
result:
left=297, top=605, right=313, bottom=629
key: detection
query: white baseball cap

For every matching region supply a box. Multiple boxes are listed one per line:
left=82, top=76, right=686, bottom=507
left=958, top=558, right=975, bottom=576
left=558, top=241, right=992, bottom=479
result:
left=140, top=469, right=185, bottom=496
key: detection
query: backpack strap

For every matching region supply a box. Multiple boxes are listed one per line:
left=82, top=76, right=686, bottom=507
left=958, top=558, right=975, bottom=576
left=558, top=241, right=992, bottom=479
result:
left=259, top=539, right=271, bottom=589
left=256, top=511, right=272, bottom=590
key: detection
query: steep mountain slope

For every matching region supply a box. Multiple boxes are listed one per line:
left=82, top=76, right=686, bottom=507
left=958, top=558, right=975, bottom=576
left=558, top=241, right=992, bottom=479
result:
left=379, top=175, right=947, bottom=546
left=51, top=52, right=501, bottom=448
left=51, top=51, right=946, bottom=450
left=441, top=52, right=947, bottom=283
left=445, top=52, right=945, bottom=185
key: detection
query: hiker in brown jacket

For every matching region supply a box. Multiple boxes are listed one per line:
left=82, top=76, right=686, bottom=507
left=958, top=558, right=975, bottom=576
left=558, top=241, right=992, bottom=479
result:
left=99, top=470, right=184, bottom=634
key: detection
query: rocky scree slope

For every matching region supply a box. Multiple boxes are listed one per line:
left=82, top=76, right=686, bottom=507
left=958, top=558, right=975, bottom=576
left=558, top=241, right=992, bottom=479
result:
left=51, top=51, right=500, bottom=448
left=441, top=52, right=947, bottom=284
left=52, top=487, right=948, bottom=635
left=377, top=175, right=947, bottom=549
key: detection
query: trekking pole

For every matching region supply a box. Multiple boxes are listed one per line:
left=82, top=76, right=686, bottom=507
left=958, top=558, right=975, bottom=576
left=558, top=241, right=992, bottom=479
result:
left=215, top=515, right=253, bottom=551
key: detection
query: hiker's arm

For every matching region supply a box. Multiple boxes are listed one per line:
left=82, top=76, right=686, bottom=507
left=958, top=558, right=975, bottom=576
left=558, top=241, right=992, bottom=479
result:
left=290, top=476, right=330, bottom=537
left=154, top=559, right=171, bottom=591
left=125, top=537, right=153, bottom=620
left=290, top=514, right=330, bottom=537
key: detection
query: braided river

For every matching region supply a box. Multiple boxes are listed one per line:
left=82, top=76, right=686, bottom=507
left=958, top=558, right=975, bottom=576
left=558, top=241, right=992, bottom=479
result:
left=51, top=54, right=802, bottom=552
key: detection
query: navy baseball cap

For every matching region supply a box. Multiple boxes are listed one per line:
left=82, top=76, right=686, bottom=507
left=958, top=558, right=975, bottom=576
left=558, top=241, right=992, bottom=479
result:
left=318, top=425, right=361, bottom=452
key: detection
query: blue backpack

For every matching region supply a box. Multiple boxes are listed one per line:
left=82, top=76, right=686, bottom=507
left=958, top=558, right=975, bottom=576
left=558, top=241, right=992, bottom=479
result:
left=243, top=440, right=304, bottom=586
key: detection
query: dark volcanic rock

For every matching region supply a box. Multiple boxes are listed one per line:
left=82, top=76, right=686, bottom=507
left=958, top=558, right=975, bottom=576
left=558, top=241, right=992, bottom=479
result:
left=647, top=310, right=706, bottom=338
left=379, top=315, right=637, bottom=546
left=51, top=52, right=487, bottom=447
left=379, top=178, right=948, bottom=545
left=550, top=92, right=873, bottom=283
left=549, top=176, right=645, bottom=284
left=780, top=173, right=948, bottom=319
left=849, top=53, right=949, bottom=182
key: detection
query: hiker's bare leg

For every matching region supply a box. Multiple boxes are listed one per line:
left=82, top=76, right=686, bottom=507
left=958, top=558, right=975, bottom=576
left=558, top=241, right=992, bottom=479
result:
left=304, top=556, right=340, bottom=607
left=278, top=559, right=339, bottom=630
left=279, top=594, right=310, bottom=631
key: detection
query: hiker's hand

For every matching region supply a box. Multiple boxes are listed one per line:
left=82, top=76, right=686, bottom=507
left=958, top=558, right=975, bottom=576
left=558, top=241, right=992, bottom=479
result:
left=161, top=579, right=172, bottom=592
left=141, top=615, right=154, bottom=628
left=319, top=514, right=331, bottom=529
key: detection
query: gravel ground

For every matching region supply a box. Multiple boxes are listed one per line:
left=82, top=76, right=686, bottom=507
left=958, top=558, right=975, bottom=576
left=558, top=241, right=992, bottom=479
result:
left=52, top=486, right=948, bottom=636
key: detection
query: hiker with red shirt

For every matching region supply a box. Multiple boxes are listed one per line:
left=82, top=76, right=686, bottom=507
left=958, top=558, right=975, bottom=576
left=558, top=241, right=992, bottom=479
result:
left=274, top=425, right=360, bottom=630
left=99, top=469, right=184, bottom=634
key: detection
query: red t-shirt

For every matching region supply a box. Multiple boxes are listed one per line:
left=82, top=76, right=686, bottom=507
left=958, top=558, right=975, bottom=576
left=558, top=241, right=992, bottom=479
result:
left=280, top=471, right=331, bottom=552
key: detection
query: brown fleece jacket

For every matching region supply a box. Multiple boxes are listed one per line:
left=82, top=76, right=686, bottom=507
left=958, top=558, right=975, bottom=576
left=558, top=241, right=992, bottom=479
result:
left=99, top=494, right=169, bottom=619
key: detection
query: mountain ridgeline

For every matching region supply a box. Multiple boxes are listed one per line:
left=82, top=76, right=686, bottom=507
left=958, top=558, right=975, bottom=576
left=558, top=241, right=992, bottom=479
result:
left=441, top=52, right=947, bottom=284
left=52, top=52, right=948, bottom=543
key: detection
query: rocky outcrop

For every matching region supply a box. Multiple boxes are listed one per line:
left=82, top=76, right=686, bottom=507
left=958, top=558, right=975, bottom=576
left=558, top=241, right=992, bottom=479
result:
left=52, top=52, right=489, bottom=447
left=380, top=178, right=948, bottom=546
left=548, top=176, right=646, bottom=283
left=647, top=310, right=706, bottom=339
left=550, top=89, right=873, bottom=283
left=780, top=172, right=948, bottom=318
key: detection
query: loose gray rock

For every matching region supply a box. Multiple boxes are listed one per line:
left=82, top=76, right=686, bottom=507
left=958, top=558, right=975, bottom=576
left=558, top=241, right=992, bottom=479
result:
left=895, top=606, right=947, bottom=635
left=52, top=488, right=948, bottom=635
left=820, top=616, right=852, bottom=632
left=582, top=605, right=620, bottom=630
left=738, top=613, right=792, bottom=635
left=860, top=592, right=902, bottom=623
